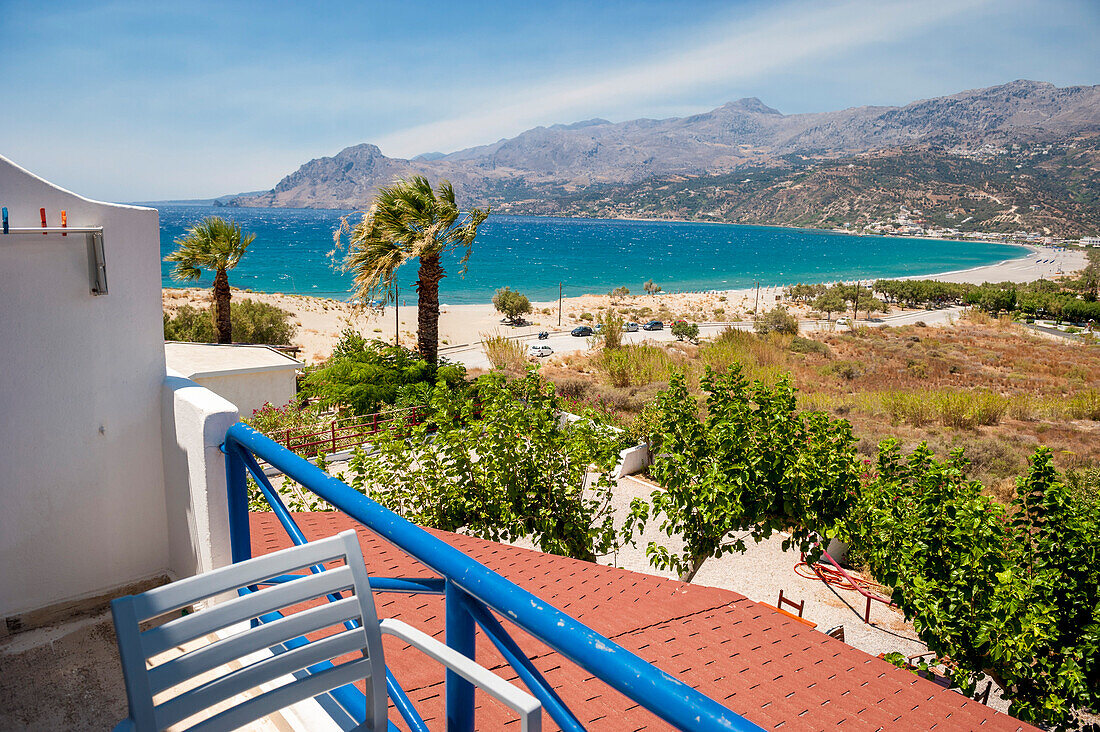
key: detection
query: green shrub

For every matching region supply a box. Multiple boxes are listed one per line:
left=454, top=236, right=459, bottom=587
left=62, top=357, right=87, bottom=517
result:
left=301, top=335, right=464, bottom=415
left=164, top=299, right=296, bottom=345
left=789, top=336, right=832, bottom=357
left=347, top=371, right=628, bottom=561
left=579, top=312, right=594, bottom=322
left=754, top=306, right=799, bottom=336
left=845, top=443, right=1100, bottom=728
left=670, top=320, right=700, bottom=342
left=829, top=360, right=862, bottom=381
left=164, top=304, right=215, bottom=342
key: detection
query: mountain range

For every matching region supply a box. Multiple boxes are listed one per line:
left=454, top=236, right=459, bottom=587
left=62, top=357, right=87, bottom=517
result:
left=227, top=80, right=1100, bottom=236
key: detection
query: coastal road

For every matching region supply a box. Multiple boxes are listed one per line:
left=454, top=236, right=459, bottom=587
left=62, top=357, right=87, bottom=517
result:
left=443, top=306, right=966, bottom=370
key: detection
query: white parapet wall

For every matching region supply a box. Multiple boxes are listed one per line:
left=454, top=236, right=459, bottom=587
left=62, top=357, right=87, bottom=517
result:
left=162, top=369, right=239, bottom=580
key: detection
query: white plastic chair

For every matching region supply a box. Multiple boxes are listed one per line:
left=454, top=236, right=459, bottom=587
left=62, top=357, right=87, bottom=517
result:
left=111, top=530, right=541, bottom=731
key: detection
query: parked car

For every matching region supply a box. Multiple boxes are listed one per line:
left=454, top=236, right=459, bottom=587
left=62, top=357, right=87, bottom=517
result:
left=571, top=326, right=594, bottom=337
left=835, top=317, right=851, bottom=327
left=527, top=344, right=553, bottom=358
left=594, top=323, right=604, bottom=334
left=642, top=320, right=664, bottom=331
left=622, top=322, right=639, bottom=332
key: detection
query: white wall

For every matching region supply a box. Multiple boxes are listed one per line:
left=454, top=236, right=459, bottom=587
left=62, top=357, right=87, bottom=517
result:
left=161, top=369, right=239, bottom=580
left=193, top=369, right=297, bottom=419
left=0, top=155, right=170, bottom=617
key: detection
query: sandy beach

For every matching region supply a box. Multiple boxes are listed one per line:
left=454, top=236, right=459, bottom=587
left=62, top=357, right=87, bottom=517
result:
left=162, top=245, right=1087, bottom=363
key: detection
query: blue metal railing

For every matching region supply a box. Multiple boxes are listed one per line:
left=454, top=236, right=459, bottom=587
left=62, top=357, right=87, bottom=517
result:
left=223, top=422, right=762, bottom=732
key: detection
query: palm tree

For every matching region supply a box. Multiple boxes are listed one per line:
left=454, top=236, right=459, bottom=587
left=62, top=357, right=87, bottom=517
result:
left=336, top=177, right=489, bottom=363
left=165, top=216, right=254, bottom=344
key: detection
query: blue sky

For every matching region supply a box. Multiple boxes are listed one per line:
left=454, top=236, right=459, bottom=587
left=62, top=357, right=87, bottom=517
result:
left=2, top=0, right=1097, bottom=201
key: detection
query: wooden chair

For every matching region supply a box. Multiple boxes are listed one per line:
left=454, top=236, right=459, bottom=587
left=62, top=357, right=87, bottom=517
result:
left=111, top=530, right=541, bottom=731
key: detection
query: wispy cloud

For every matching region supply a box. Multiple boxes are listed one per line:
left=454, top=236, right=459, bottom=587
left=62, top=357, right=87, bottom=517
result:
left=374, top=0, right=989, bottom=158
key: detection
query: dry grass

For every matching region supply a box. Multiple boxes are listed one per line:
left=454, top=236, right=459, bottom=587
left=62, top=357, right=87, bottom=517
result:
left=593, top=343, right=677, bottom=387
left=480, top=332, right=526, bottom=371
left=546, top=318, right=1100, bottom=494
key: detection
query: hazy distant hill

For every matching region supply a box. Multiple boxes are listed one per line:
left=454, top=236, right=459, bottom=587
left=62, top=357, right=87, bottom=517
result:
left=227, top=80, right=1100, bottom=235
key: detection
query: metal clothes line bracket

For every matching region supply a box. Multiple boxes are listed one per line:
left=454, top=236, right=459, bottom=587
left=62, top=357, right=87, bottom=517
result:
left=2, top=226, right=108, bottom=295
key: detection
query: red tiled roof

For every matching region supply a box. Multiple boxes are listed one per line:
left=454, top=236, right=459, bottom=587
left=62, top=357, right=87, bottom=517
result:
left=250, top=513, right=1035, bottom=731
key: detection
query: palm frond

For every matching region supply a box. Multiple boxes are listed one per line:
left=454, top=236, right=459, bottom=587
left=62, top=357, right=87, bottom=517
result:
left=339, top=176, right=490, bottom=299
left=164, top=216, right=254, bottom=283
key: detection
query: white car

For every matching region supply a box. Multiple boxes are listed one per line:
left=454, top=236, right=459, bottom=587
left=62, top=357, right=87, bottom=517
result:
left=622, top=322, right=639, bottom=332
left=835, top=317, right=851, bottom=327
left=527, top=344, right=554, bottom=358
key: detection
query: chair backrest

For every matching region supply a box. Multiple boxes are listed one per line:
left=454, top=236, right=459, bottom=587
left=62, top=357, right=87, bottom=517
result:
left=111, top=530, right=388, bottom=731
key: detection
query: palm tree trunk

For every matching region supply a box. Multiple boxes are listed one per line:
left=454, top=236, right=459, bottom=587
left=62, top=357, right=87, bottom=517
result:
left=213, top=268, right=232, bottom=343
left=415, top=253, right=444, bottom=363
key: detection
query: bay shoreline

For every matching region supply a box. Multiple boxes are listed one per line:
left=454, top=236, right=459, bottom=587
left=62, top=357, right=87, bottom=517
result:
left=163, top=244, right=1085, bottom=364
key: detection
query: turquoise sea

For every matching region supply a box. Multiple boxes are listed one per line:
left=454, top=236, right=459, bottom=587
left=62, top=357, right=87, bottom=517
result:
left=158, top=205, right=1026, bottom=305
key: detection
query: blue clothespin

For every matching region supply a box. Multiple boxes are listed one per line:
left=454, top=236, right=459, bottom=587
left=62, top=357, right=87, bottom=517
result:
left=2, top=207, right=8, bottom=234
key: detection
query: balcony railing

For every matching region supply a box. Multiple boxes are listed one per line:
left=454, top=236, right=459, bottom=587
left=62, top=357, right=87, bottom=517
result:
left=223, top=423, right=761, bottom=731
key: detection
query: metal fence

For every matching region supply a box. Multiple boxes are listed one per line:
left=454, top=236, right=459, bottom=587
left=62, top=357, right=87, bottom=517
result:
left=223, top=423, right=761, bottom=732
left=277, top=406, right=426, bottom=456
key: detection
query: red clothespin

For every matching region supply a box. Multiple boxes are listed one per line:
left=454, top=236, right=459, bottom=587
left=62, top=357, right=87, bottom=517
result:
left=61, top=210, right=67, bottom=236
left=40, top=208, right=47, bottom=235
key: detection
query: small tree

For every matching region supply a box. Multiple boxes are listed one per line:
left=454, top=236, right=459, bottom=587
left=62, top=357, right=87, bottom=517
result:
left=492, top=286, right=532, bottom=324
left=813, top=289, right=846, bottom=320
left=670, top=320, right=700, bottom=342
left=348, top=371, right=630, bottom=561
left=609, top=286, right=630, bottom=301
left=754, top=306, right=799, bottom=335
left=847, top=442, right=1100, bottom=729
left=643, top=279, right=662, bottom=295
left=630, top=367, right=860, bottom=582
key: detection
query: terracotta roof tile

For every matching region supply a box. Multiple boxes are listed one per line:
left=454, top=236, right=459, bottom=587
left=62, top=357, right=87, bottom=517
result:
left=249, top=513, right=1036, bottom=731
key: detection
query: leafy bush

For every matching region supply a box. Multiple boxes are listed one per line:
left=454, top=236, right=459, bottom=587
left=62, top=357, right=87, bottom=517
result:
left=754, top=306, right=799, bottom=336
left=347, top=371, right=630, bottom=561
left=630, top=367, right=861, bottom=581
left=301, top=334, right=464, bottom=415
left=579, top=312, right=594, bottom=321
left=492, top=286, right=531, bottom=323
left=671, top=320, right=700, bottom=342
left=245, top=401, right=327, bottom=437
left=845, top=442, right=1100, bottom=729
left=164, top=299, right=297, bottom=345
left=789, top=336, right=832, bottom=357
left=829, top=360, right=862, bottom=381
